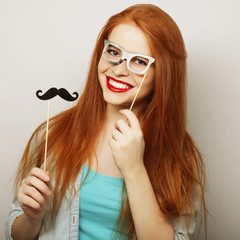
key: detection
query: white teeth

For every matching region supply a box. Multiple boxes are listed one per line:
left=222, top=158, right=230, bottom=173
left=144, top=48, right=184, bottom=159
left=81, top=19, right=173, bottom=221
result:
left=109, top=79, right=130, bottom=89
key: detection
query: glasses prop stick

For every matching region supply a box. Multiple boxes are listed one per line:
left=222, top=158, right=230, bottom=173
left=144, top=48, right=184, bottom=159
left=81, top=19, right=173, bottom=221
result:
left=129, top=72, right=147, bottom=111
left=36, top=87, right=79, bottom=171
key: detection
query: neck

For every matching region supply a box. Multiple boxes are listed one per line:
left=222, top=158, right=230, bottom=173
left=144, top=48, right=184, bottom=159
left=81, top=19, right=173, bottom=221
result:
left=105, top=104, right=124, bottom=127
left=106, top=103, right=145, bottom=126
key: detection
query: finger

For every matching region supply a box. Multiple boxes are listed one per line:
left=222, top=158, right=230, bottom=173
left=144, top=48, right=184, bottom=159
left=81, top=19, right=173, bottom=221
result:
left=22, top=185, right=46, bottom=208
left=30, top=167, right=50, bottom=182
left=115, top=119, right=130, bottom=134
left=19, top=192, right=42, bottom=211
left=108, top=138, right=118, bottom=150
left=112, top=129, right=123, bottom=142
left=24, top=176, right=52, bottom=197
left=119, top=109, right=140, bottom=128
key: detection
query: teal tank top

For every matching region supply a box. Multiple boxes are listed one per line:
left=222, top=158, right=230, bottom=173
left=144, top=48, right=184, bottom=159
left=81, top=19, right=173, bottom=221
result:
left=79, top=164, right=128, bottom=240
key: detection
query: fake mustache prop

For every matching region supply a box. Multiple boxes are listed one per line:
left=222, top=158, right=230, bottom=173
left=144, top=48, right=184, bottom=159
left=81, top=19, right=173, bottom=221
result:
left=36, top=87, right=79, bottom=171
left=36, top=87, right=79, bottom=101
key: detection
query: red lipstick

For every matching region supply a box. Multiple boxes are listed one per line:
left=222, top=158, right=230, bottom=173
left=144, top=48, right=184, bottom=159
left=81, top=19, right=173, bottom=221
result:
left=106, top=76, right=133, bottom=93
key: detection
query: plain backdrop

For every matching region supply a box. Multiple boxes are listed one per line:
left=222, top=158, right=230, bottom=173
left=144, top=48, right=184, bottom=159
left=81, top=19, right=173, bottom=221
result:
left=1, top=0, right=239, bottom=239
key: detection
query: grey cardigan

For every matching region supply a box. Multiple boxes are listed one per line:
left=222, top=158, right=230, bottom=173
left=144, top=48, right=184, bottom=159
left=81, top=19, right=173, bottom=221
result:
left=5, top=169, right=195, bottom=240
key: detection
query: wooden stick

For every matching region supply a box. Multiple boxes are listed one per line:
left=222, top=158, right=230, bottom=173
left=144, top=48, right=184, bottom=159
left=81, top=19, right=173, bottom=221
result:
left=129, top=72, right=147, bottom=111
left=43, top=100, right=50, bottom=171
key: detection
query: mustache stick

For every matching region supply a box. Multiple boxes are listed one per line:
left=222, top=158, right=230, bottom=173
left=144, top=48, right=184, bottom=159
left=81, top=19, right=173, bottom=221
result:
left=43, top=100, right=50, bottom=171
left=129, top=72, right=147, bottom=111
left=36, top=87, right=79, bottom=171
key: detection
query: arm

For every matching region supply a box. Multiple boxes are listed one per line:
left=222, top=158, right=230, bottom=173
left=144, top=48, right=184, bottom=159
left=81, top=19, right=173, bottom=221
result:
left=11, top=214, right=42, bottom=240
left=109, top=110, right=175, bottom=240
left=116, top=165, right=192, bottom=240
left=124, top=165, right=175, bottom=240
left=11, top=168, right=52, bottom=240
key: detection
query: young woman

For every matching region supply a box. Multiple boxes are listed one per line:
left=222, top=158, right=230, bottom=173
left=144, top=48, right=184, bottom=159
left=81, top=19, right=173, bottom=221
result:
left=5, top=4, right=206, bottom=240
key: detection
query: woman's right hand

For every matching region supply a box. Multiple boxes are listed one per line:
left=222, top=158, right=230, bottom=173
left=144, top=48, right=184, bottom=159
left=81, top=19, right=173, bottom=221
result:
left=18, top=167, right=53, bottom=221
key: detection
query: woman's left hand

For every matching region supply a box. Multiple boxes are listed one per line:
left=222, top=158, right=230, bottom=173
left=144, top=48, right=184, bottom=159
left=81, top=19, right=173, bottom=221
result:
left=108, top=109, right=145, bottom=179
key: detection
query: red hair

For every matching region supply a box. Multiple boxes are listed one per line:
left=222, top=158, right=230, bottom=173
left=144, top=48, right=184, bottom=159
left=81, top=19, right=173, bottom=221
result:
left=15, top=4, right=206, bottom=239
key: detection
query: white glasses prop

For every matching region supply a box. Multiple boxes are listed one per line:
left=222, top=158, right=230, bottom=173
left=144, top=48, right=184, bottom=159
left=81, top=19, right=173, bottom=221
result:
left=102, top=39, right=155, bottom=75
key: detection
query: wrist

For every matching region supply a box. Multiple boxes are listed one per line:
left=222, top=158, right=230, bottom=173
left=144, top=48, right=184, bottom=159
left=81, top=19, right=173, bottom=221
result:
left=11, top=213, right=43, bottom=240
left=23, top=213, right=43, bottom=227
left=122, top=163, right=147, bottom=182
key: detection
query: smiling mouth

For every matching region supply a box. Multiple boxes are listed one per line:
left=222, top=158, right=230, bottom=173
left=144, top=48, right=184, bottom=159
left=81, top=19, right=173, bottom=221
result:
left=106, top=76, right=133, bottom=93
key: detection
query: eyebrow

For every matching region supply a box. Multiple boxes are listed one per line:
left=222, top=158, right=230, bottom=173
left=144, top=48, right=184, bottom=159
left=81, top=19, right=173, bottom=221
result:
left=107, top=39, right=153, bottom=57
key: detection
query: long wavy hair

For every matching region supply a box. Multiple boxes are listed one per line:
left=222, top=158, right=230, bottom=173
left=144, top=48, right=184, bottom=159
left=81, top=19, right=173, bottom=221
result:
left=15, top=4, right=206, bottom=239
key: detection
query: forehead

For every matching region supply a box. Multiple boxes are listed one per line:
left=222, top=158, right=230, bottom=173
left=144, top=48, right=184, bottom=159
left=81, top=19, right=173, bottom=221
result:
left=108, top=23, right=153, bottom=56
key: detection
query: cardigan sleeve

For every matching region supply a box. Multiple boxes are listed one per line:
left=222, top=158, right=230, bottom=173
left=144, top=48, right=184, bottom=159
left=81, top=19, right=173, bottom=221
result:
left=5, top=198, right=24, bottom=240
left=5, top=131, right=42, bottom=240
left=172, top=212, right=197, bottom=240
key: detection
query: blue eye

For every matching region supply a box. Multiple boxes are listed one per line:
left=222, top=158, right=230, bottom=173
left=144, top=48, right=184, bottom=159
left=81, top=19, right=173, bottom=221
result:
left=107, top=49, right=119, bottom=56
left=133, top=58, right=148, bottom=66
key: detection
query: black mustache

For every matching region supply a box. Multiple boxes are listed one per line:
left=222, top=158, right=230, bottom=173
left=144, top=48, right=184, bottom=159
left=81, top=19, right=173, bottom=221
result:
left=36, top=88, right=79, bottom=101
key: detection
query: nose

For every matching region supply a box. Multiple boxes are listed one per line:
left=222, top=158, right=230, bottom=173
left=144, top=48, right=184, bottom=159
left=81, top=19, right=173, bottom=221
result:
left=111, top=60, right=129, bottom=76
